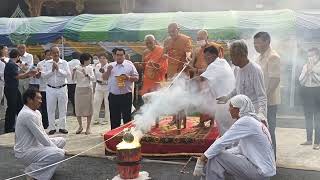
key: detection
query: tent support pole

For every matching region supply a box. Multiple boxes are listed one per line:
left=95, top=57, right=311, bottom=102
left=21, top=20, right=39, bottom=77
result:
left=61, top=35, right=65, bottom=60
left=289, top=38, right=297, bottom=108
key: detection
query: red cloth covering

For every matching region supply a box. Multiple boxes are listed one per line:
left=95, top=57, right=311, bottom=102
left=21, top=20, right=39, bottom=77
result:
left=104, top=116, right=219, bottom=156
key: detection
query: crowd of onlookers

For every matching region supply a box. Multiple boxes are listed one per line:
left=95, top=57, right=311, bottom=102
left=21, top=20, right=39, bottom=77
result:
left=0, top=44, right=139, bottom=136
left=2, top=23, right=320, bottom=180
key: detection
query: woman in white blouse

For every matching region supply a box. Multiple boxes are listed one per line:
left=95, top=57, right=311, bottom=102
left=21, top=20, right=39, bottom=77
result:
left=72, top=53, right=95, bottom=135
left=299, top=48, right=320, bottom=150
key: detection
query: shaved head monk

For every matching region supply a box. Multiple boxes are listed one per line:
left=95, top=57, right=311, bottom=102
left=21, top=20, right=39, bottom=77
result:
left=163, top=23, right=192, bottom=79
left=140, top=34, right=168, bottom=95
left=192, top=29, right=224, bottom=76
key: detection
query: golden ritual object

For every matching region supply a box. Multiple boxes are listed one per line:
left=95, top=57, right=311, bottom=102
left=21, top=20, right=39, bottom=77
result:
left=116, top=74, right=126, bottom=88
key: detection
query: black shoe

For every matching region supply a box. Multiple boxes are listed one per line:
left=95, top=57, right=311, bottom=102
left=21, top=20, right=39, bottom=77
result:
left=59, top=129, right=68, bottom=134
left=48, top=130, right=56, bottom=135
left=4, top=129, right=15, bottom=133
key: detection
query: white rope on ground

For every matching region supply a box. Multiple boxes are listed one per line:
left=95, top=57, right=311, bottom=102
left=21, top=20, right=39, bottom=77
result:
left=5, top=58, right=194, bottom=180
left=4, top=128, right=126, bottom=180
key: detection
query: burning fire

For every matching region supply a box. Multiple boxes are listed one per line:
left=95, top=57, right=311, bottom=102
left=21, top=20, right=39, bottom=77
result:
left=116, top=128, right=143, bottom=150
left=116, top=140, right=141, bottom=150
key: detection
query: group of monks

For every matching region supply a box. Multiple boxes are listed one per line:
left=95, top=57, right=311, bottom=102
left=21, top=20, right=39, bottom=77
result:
left=137, top=23, right=224, bottom=97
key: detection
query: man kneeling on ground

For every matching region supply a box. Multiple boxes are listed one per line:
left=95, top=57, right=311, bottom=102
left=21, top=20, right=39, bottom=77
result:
left=14, top=88, right=66, bottom=180
left=193, top=95, right=276, bottom=180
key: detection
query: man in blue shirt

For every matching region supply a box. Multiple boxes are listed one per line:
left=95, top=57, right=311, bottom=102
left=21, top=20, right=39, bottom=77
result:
left=4, top=49, right=37, bottom=133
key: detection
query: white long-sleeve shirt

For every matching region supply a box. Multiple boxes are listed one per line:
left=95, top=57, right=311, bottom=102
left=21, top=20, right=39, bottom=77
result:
left=67, top=59, right=81, bottom=84
left=230, top=61, right=267, bottom=116
left=0, top=60, right=5, bottom=86
left=29, top=65, right=40, bottom=85
left=1, top=57, right=9, bottom=63
left=94, top=63, right=108, bottom=91
left=14, top=105, right=57, bottom=158
left=204, top=115, right=276, bottom=177
left=73, top=65, right=95, bottom=88
left=42, top=59, right=70, bottom=87
left=108, top=60, right=139, bottom=95
left=20, top=52, right=34, bottom=70
left=37, top=60, right=48, bottom=92
left=299, top=61, right=320, bottom=87
left=200, top=58, right=235, bottom=98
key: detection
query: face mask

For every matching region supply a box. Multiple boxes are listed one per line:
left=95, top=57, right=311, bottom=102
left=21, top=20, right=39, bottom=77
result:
left=308, top=55, right=318, bottom=63
left=196, top=40, right=206, bottom=47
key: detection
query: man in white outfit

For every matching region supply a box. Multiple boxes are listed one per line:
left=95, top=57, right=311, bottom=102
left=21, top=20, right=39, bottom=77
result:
left=36, top=50, right=51, bottom=129
left=93, top=53, right=110, bottom=125
left=14, top=88, right=65, bottom=180
left=17, top=44, right=33, bottom=94
left=43, top=46, right=70, bottom=135
left=193, top=95, right=276, bottom=180
left=67, top=52, right=81, bottom=115
left=217, top=40, right=268, bottom=125
left=0, top=45, right=9, bottom=109
left=0, top=51, right=5, bottom=106
left=191, top=45, right=235, bottom=132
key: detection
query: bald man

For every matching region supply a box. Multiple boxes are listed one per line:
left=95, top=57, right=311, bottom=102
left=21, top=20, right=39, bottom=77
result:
left=163, top=23, right=192, bottom=79
left=192, top=30, right=224, bottom=76
left=140, top=35, right=168, bottom=95
left=42, top=46, right=70, bottom=135
left=190, top=30, right=225, bottom=126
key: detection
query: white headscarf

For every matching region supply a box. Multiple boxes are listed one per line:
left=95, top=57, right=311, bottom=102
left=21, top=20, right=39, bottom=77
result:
left=230, top=94, right=260, bottom=121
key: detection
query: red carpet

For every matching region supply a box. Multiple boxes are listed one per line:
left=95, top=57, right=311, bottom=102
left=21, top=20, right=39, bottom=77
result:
left=104, top=116, right=219, bottom=156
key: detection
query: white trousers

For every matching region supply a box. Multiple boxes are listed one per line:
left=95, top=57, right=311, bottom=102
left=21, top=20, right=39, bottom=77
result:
left=0, top=84, right=6, bottom=109
left=92, top=88, right=110, bottom=123
left=20, top=137, right=66, bottom=180
left=46, top=86, right=68, bottom=131
left=202, top=151, right=270, bottom=180
left=18, top=78, right=30, bottom=94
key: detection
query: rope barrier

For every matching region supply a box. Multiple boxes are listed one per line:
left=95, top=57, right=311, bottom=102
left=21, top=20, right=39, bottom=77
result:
left=4, top=128, right=125, bottom=180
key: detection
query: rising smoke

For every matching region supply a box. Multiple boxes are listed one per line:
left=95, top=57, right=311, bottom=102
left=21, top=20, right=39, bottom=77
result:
left=131, top=73, right=234, bottom=139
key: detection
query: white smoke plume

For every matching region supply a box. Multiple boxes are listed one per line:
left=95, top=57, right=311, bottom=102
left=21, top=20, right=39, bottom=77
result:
left=131, top=73, right=234, bottom=139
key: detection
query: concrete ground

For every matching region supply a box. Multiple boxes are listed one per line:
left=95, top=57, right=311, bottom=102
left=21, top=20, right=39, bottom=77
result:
left=1, top=145, right=320, bottom=180
left=1, top=103, right=320, bottom=180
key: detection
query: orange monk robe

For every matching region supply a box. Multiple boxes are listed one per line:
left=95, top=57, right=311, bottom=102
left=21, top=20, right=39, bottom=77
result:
left=193, top=42, right=224, bottom=72
left=163, top=34, right=193, bottom=79
left=140, top=45, right=168, bottom=95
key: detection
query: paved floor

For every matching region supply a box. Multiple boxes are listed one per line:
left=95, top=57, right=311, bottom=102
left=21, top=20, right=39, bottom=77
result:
left=2, top=146, right=320, bottom=180
left=2, top=103, right=320, bottom=180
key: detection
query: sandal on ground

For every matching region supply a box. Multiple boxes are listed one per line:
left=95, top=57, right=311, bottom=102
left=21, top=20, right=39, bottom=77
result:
left=300, top=141, right=312, bottom=145
left=76, top=127, right=83, bottom=134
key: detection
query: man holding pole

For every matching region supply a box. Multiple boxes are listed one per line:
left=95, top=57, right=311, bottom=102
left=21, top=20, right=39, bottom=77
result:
left=163, top=23, right=193, bottom=79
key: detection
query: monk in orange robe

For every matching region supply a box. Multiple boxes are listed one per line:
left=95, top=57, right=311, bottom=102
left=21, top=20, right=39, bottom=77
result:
left=191, top=29, right=224, bottom=76
left=163, top=23, right=193, bottom=79
left=140, top=35, right=168, bottom=95
left=192, top=30, right=224, bottom=127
